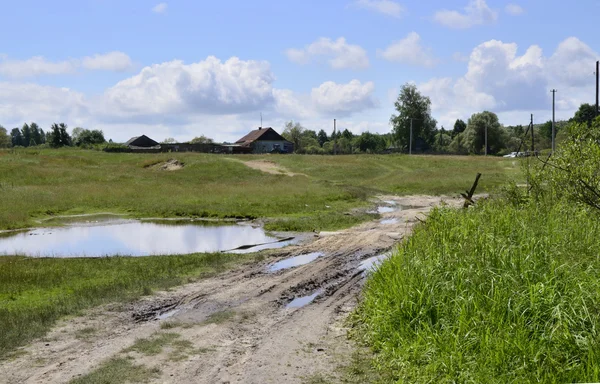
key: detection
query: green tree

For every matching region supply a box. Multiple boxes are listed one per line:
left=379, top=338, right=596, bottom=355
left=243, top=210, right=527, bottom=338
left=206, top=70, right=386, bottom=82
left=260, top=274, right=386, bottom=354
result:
left=354, top=132, right=386, bottom=153
left=434, top=127, right=452, bottom=151
left=162, top=138, right=176, bottom=144
left=317, top=129, right=328, bottom=147
left=30, top=123, right=43, bottom=146
left=572, top=103, right=597, bottom=126
left=21, top=123, right=31, bottom=147
left=463, top=111, right=504, bottom=154
left=189, top=135, right=214, bottom=144
left=0, top=126, right=9, bottom=148
left=452, top=119, right=467, bottom=138
left=341, top=129, right=353, bottom=140
left=390, top=83, right=437, bottom=151
left=74, top=129, right=106, bottom=146
left=282, top=121, right=304, bottom=153
left=49, top=123, right=72, bottom=147
left=10, top=128, right=23, bottom=147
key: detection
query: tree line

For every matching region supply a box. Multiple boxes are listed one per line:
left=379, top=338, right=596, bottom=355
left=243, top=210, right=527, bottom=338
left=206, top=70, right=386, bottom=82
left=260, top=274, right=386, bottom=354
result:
left=0, top=123, right=106, bottom=148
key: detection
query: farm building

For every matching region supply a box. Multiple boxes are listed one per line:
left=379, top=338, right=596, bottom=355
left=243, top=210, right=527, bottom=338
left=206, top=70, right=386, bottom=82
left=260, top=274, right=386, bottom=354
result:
left=125, top=135, right=161, bottom=149
left=234, top=127, right=293, bottom=154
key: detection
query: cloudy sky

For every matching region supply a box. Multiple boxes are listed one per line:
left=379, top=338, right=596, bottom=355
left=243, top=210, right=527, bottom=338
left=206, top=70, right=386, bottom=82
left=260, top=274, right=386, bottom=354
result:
left=0, top=0, right=598, bottom=143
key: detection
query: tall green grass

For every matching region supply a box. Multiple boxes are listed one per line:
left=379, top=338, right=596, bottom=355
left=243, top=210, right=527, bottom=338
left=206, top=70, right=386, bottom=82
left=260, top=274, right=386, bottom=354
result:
left=0, top=252, right=258, bottom=359
left=354, top=200, right=600, bottom=383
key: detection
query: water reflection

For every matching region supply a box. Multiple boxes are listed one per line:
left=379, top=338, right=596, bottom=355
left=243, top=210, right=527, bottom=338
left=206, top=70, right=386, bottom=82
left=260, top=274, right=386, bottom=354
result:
left=286, top=289, right=323, bottom=309
left=268, top=252, right=324, bottom=272
left=0, top=219, right=287, bottom=258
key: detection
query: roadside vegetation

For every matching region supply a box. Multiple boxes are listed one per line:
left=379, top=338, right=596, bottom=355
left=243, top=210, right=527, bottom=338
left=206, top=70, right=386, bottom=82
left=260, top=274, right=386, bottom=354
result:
left=352, top=117, right=600, bottom=383
left=0, top=252, right=261, bottom=358
left=0, top=149, right=516, bottom=231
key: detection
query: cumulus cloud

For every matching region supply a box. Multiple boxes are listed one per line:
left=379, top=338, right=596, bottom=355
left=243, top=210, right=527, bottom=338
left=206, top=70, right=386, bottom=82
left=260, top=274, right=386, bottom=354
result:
left=433, top=0, right=498, bottom=29
left=0, top=57, right=77, bottom=78
left=505, top=3, right=524, bottom=15
left=418, top=37, right=598, bottom=128
left=311, top=80, right=377, bottom=115
left=102, top=56, right=276, bottom=118
left=152, top=3, right=168, bottom=14
left=285, top=37, right=369, bottom=70
left=351, top=0, right=404, bottom=18
left=378, top=32, right=438, bottom=67
left=82, top=52, right=133, bottom=72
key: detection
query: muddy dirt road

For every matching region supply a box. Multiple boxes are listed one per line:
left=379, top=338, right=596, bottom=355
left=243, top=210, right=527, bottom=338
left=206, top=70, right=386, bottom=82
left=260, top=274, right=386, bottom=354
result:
left=2, top=195, right=462, bottom=384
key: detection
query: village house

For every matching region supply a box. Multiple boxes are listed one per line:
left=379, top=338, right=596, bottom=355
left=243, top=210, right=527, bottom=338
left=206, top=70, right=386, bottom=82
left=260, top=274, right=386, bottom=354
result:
left=232, top=127, right=294, bottom=154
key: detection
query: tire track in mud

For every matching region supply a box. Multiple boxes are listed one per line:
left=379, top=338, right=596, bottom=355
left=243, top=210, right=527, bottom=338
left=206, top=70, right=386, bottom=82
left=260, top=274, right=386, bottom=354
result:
left=2, top=195, right=464, bottom=384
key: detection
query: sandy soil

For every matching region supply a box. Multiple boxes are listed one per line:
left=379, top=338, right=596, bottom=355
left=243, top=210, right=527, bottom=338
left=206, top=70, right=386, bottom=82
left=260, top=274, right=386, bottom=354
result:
left=2, top=195, right=464, bottom=384
left=243, top=160, right=306, bottom=177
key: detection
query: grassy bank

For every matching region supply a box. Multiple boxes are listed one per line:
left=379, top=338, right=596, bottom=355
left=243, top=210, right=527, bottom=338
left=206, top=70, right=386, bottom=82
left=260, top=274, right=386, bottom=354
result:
left=353, top=199, right=600, bottom=383
left=0, top=252, right=260, bottom=359
left=0, top=148, right=517, bottom=231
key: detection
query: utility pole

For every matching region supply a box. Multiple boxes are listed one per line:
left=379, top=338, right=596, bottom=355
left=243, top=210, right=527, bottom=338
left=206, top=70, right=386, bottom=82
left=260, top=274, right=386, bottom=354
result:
left=596, top=60, right=599, bottom=117
left=409, top=119, right=413, bottom=155
left=484, top=124, right=488, bottom=156
left=333, top=119, right=337, bottom=156
left=530, top=114, right=534, bottom=155
left=551, top=89, right=557, bottom=154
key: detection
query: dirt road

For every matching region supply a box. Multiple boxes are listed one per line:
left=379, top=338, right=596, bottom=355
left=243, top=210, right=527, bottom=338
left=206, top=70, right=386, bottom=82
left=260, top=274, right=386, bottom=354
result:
left=2, top=195, right=461, bottom=384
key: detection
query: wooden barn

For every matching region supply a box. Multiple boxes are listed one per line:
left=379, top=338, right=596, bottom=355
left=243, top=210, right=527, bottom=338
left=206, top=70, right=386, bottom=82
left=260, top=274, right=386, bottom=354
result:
left=234, top=127, right=293, bottom=154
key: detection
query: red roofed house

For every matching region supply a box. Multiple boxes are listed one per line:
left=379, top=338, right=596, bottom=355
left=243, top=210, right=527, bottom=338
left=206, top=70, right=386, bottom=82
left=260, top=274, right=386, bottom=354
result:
left=233, top=127, right=294, bottom=154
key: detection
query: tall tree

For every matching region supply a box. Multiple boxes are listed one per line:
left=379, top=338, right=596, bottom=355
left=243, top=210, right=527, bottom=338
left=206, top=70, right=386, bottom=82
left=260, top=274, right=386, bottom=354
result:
left=58, top=123, right=71, bottom=146
left=10, top=128, right=23, bottom=147
left=317, top=129, right=328, bottom=147
left=74, top=129, right=106, bottom=146
left=354, top=132, right=386, bottom=153
left=30, top=122, right=42, bottom=146
left=572, top=103, right=597, bottom=126
left=463, top=111, right=504, bottom=154
left=282, top=121, right=305, bottom=153
left=341, top=129, right=354, bottom=140
left=0, top=126, right=9, bottom=148
left=49, top=123, right=72, bottom=147
left=390, top=83, right=437, bottom=151
left=452, top=119, right=467, bottom=138
left=21, top=123, right=31, bottom=147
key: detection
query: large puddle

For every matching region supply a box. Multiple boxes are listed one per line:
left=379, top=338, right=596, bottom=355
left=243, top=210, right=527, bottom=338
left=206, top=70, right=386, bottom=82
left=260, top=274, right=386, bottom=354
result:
left=0, top=217, right=294, bottom=258
left=268, top=252, right=324, bottom=272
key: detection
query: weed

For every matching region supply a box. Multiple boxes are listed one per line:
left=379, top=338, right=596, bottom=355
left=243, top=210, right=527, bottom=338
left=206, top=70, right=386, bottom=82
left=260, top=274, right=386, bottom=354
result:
left=69, top=357, right=160, bottom=384
left=74, top=327, right=97, bottom=341
left=203, top=309, right=236, bottom=325
left=125, top=333, right=180, bottom=356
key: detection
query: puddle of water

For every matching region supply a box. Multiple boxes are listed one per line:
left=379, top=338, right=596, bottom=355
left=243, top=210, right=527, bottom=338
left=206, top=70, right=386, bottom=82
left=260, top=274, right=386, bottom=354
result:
left=157, top=309, right=180, bottom=320
left=0, top=219, right=291, bottom=258
left=359, top=253, right=392, bottom=273
left=286, top=290, right=323, bottom=309
left=380, top=218, right=399, bottom=225
left=268, top=252, right=324, bottom=272
left=377, top=206, right=396, bottom=214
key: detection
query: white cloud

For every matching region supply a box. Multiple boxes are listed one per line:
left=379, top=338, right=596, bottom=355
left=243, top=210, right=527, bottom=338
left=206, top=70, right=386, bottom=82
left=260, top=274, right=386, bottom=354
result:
left=418, top=37, right=599, bottom=128
left=311, top=80, right=377, bottom=116
left=82, top=52, right=133, bottom=72
left=0, top=52, right=134, bottom=78
left=152, top=3, right=167, bottom=14
left=378, top=32, right=438, bottom=67
left=452, top=52, right=469, bottom=62
left=505, top=3, right=524, bottom=15
left=0, top=57, right=77, bottom=78
left=102, top=56, right=276, bottom=118
left=433, top=0, right=498, bottom=29
left=285, top=37, right=369, bottom=70
left=0, top=82, right=88, bottom=125
left=351, top=0, right=404, bottom=18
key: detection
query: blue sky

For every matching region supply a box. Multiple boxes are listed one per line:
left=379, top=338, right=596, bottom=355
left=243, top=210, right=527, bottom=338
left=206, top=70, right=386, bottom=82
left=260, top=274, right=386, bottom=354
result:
left=1, top=0, right=598, bottom=142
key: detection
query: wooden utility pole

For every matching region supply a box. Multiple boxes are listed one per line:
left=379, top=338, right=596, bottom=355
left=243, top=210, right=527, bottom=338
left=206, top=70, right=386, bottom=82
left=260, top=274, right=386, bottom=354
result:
left=333, top=119, right=337, bottom=155
left=530, top=114, right=534, bottom=155
left=596, top=61, right=599, bottom=117
left=551, top=90, right=557, bottom=154
left=484, top=124, right=488, bottom=156
left=409, top=119, right=413, bottom=155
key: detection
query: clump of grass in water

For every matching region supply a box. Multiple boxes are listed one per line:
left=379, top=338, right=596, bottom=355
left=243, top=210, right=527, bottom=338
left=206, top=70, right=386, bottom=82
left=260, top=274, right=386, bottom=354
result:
left=353, top=199, right=600, bottom=383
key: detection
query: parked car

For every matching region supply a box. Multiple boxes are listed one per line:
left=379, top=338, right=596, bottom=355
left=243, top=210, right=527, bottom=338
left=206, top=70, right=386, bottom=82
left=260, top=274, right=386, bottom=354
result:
left=503, top=152, right=518, bottom=158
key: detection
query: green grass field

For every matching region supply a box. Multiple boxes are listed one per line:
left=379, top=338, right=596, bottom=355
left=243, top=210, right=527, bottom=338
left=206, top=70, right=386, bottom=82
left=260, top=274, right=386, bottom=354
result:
left=353, top=198, right=600, bottom=383
left=0, top=148, right=518, bottom=231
